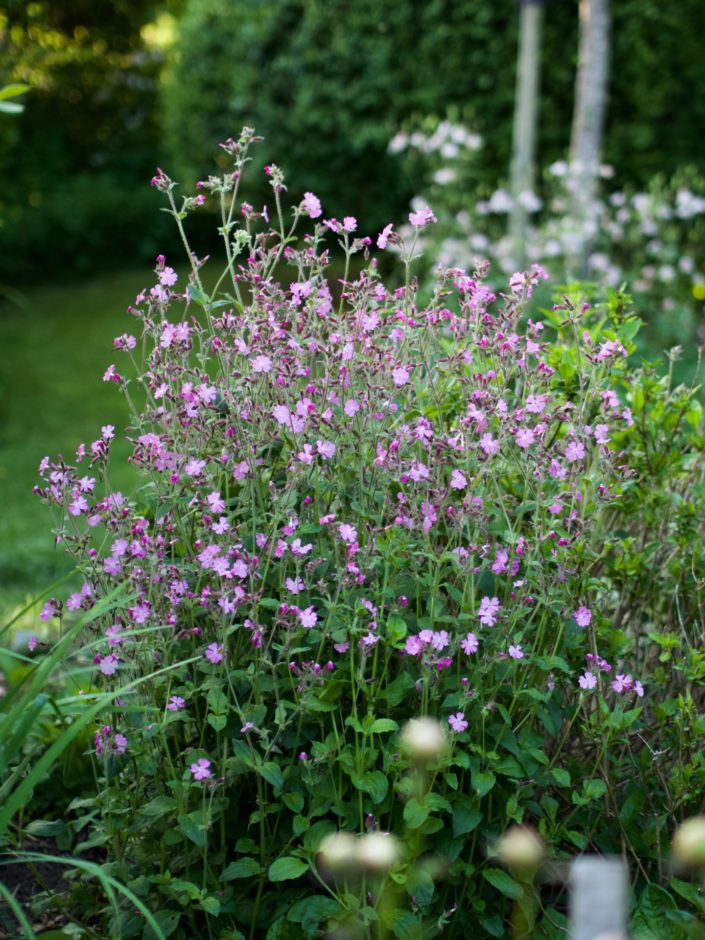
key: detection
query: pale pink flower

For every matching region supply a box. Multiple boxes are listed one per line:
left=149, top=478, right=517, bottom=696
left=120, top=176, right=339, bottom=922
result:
left=302, top=192, right=322, bottom=218
left=461, top=632, right=479, bottom=655
left=167, top=695, right=186, bottom=711
left=392, top=366, right=410, bottom=387
left=190, top=758, right=212, bottom=781
left=377, top=223, right=394, bottom=249
left=478, top=596, right=500, bottom=627
left=579, top=672, right=597, bottom=690
left=574, top=606, right=592, bottom=628
left=508, top=644, right=524, bottom=660
left=450, top=469, right=467, bottom=490
left=251, top=354, right=272, bottom=373
left=515, top=428, right=535, bottom=449
left=317, top=441, right=336, bottom=460
left=205, top=643, right=224, bottom=664
left=448, top=712, right=468, bottom=733
left=299, top=606, right=318, bottom=628
left=338, top=523, right=358, bottom=543
left=565, top=440, right=586, bottom=462
left=408, top=206, right=437, bottom=227
left=99, top=655, right=119, bottom=676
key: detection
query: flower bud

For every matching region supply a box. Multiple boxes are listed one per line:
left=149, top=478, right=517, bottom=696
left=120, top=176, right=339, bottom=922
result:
left=357, top=832, right=399, bottom=873
left=496, top=825, right=545, bottom=872
left=400, top=717, right=448, bottom=761
left=318, top=831, right=359, bottom=877
left=672, top=816, right=705, bottom=868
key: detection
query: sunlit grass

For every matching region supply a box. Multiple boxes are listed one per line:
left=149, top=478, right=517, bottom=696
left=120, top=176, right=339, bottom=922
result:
left=0, top=270, right=149, bottom=616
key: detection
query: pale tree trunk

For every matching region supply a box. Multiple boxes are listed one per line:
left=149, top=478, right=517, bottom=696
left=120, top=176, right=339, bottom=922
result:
left=569, top=0, right=610, bottom=271
left=509, top=0, right=544, bottom=271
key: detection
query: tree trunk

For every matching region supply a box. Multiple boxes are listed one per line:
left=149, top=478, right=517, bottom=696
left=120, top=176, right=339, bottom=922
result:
left=569, top=0, right=610, bottom=271
left=509, top=0, right=544, bottom=271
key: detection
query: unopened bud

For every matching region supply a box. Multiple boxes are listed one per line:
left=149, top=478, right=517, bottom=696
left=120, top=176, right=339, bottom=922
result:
left=673, top=816, right=705, bottom=868
left=400, top=717, right=448, bottom=761
left=357, top=832, right=399, bottom=873
left=496, top=825, right=545, bottom=872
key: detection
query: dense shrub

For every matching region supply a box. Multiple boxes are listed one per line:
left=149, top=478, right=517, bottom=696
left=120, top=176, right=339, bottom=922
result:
left=23, top=131, right=705, bottom=938
left=163, top=0, right=705, bottom=230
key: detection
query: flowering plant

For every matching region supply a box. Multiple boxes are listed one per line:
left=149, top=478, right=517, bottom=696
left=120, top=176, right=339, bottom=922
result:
left=30, top=129, right=705, bottom=939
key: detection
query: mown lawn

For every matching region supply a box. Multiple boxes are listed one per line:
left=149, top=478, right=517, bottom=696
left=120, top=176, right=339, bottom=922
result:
left=0, top=270, right=149, bottom=619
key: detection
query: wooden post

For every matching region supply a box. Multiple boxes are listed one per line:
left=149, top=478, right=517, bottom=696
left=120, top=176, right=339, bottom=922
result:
left=509, top=0, right=544, bottom=271
left=569, top=856, right=628, bottom=940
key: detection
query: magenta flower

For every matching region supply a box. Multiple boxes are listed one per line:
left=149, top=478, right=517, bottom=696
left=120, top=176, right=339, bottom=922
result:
left=579, top=672, right=597, bottom=690
left=392, top=366, right=410, bottom=387
left=167, top=695, right=186, bottom=712
left=479, top=433, right=500, bottom=457
left=316, top=440, right=336, bottom=460
left=190, top=758, right=212, bottom=781
left=448, top=712, right=468, bottom=733
left=405, top=635, right=423, bottom=656
left=338, top=523, right=358, bottom=543
left=205, top=643, right=224, bottom=664
left=574, top=606, right=592, bottom=628
left=508, top=644, right=524, bottom=660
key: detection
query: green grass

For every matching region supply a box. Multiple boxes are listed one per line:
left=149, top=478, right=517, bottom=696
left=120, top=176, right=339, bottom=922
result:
left=0, top=270, right=149, bottom=618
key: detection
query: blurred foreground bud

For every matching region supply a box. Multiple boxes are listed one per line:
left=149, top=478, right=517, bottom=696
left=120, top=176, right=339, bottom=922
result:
left=318, top=831, right=359, bottom=877
left=358, top=832, right=399, bottom=873
left=400, top=717, right=448, bottom=761
left=672, top=816, right=705, bottom=868
left=496, top=825, right=545, bottom=873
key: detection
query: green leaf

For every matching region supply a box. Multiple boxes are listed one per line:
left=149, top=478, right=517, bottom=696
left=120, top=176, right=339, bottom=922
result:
left=403, top=798, right=430, bottom=829
left=386, top=615, right=408, bottom=645
left=369, top=718, right=399, bottom=734
left=583, top=778, right=607, bottom=801
left=139, top=796, right=178, bottom=818
left=199, top=896, right=221, bottom=916
left=259, top=761, right=284, bottom=790
left=268, top=856, right=309, bottom=882
left=178, top=811, right=208, bottom=849
left=187, top=283, right=211, bottom=306
left=221, top=857, right=263, bottom=880
left=287, top=895, right=341, bottom=925
left=207, top=713, right=227, bottom=731
left=549, top=768, right=571, bottom=788
left=142, top=909, right=180, bottom=940
left=483, top=867, right=523, bottom=900
left=24, top=819, right=69, bottom=839
left=631, top=884, right=680, bottom=940
left=472, top=770, right=496, bottom=797
left=282, top=792, right=304, bottom=813
left=358, top=770, right=389, bottom=804
left=0, top=84, right=30, bottom=100
left=452, top=802, right=482, bottom=838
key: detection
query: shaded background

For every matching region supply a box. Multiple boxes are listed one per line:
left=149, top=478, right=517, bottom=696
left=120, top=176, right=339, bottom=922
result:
left=1, top=0, right=705, bottom=613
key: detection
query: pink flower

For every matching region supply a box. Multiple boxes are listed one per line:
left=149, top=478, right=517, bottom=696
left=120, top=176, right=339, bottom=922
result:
left=207, top=491, right=225, bottom=513
left=574, top=606, right=592, bottom=628
left=515, top=428, right=535, bottom=449
left=392, top=366, right=410, bottom=387
left=167, top=695, right=186, bottom=711
left=112, top=733, right=128, bottom=754
left=205, top=643, right=224, bottom=664
left=579, top=672, right=597, bottom=690
left=450, top=469, right=467, bottom=490
left=190, top=758, right=212, bottom=781
left=99, top=655, right=119, bottom=676
left=344, top=399, right=360, bottom=417
left=480, top=433, right=500, bottom=457
left=565, top=440, right=586, bottom=463
left=338, top=523, right=358, bottom=543
left=27, top=635, right=38, bottom=652
left=159, top=266, right=178, bottom=286
left=316, top=440, right=336, bottom=460
left=251, top=354, right=272, bottom=373
left=409, top=206, right=437, bottom=227
left=299, top=606, right=318, bottom=628
left=377, top=223, right=394, bottom=249
left=508, top=644, right=524, bottom=660
left=405, top=635, right=423, bottom=656
left=611, top=673, right=633, bottom=694
left=461, top=632, right=479, bottom=655
left=286, top=576, right=305, bottom=595
left=302, top=192, right=322, bottom=218
left=478, top=596, right=500, bottom=627
left=448, top=712, right=468, bottom=733
left=342, top=216, right=357, bottom=232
